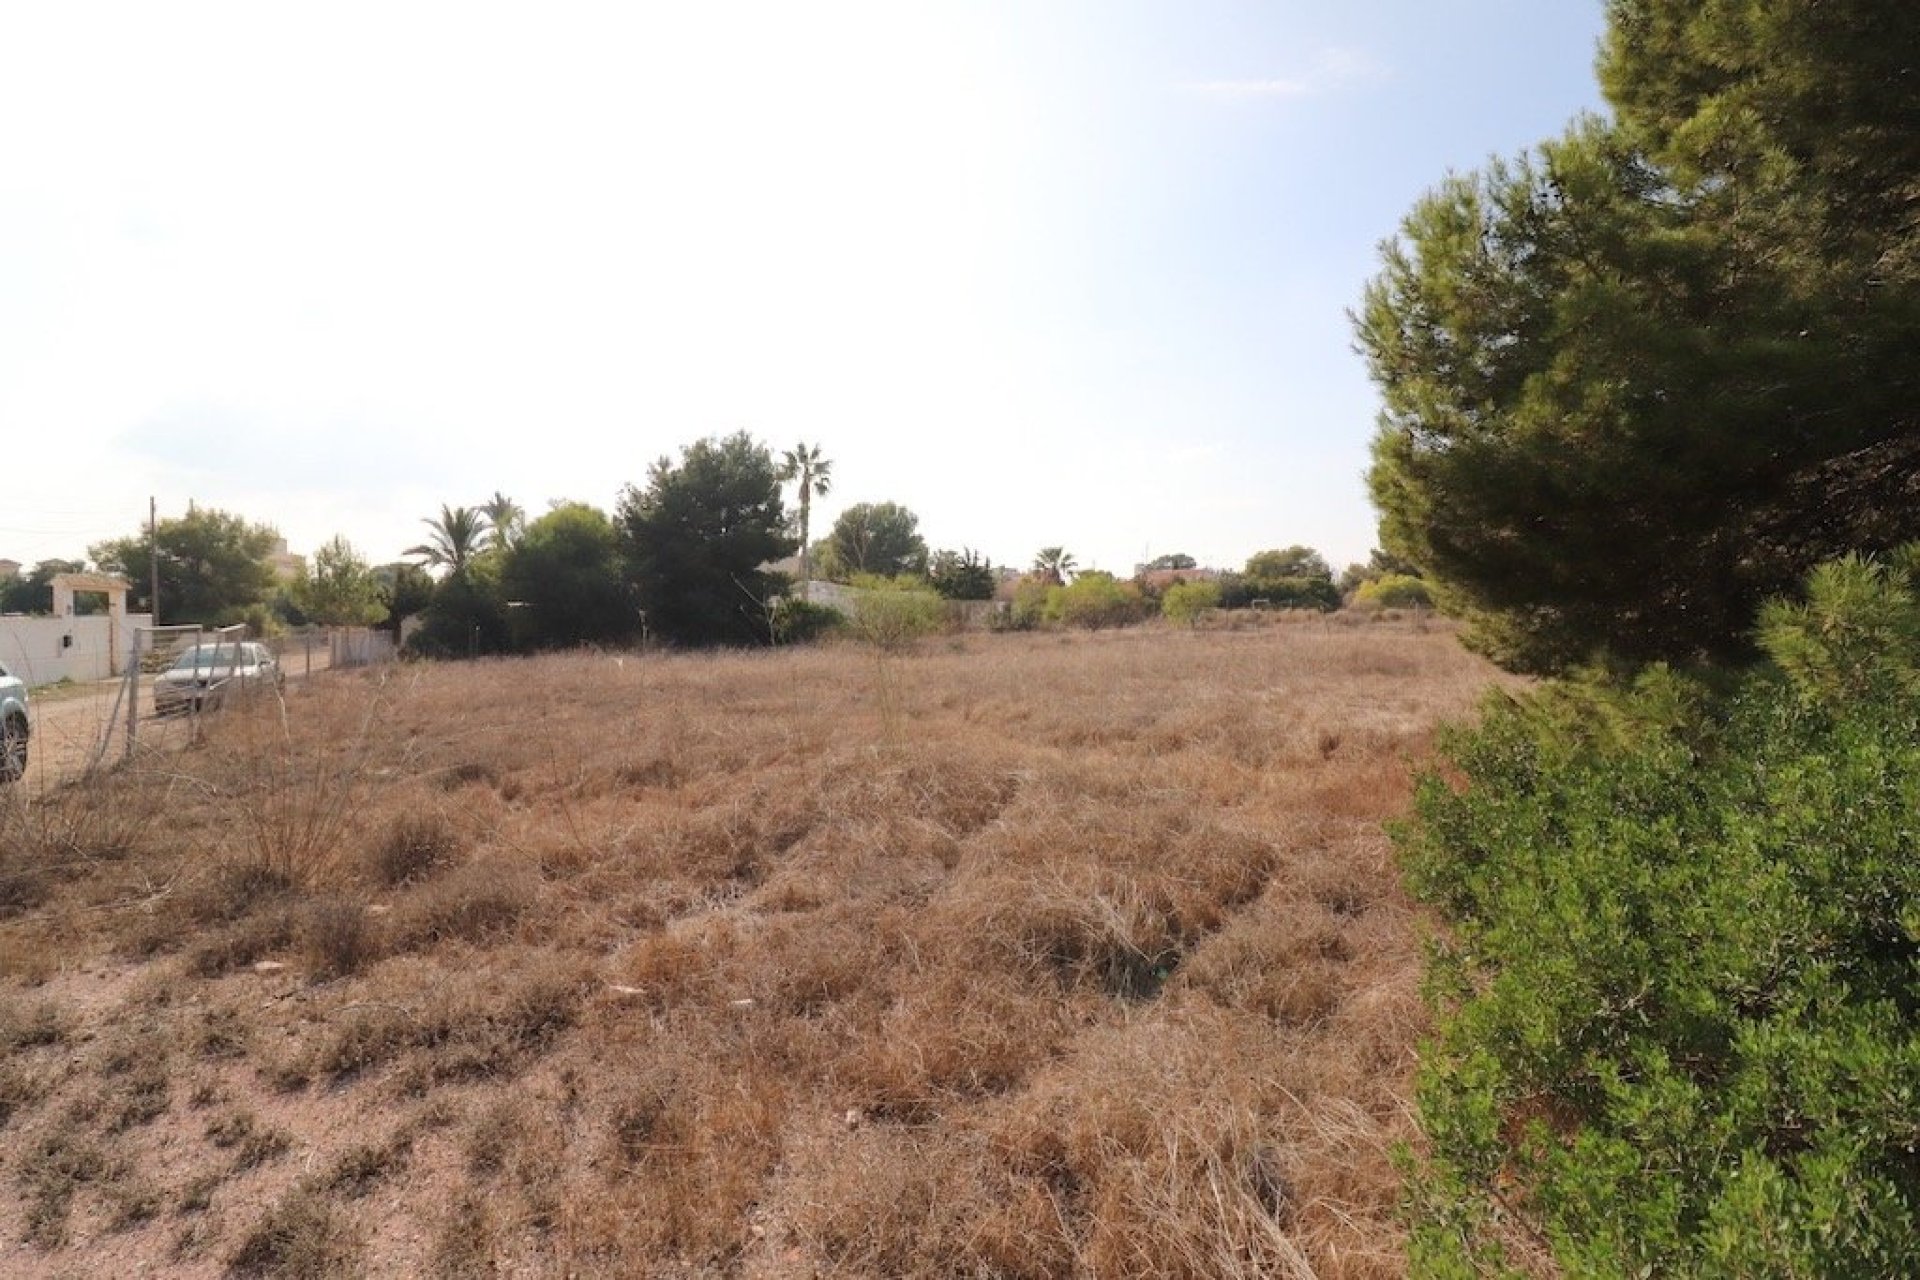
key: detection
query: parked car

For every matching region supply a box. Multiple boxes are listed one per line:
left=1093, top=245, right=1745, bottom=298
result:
left=0, top=660, right=28, bottom=782
left=153, top=641, right=282, bottom=716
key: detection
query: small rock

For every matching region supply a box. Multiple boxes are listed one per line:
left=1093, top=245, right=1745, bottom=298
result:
left=607, top=984, right=645, bottom=998
left=365, top=905, right=392, bottom=918
left=729, top=998, right=756, bottom=1010
left=843, top=1108, right=861, bottom=1130
left=252, top=961, right=286, bottom=975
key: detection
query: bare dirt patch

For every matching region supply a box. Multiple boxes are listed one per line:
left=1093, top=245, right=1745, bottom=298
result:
left=0, top=617, right=1503, bottom=1276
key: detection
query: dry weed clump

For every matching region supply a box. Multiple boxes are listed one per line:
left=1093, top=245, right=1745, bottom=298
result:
left=840, top=968, right=1069, bottom=1122
left=368, top=808, right=464, bottom=886
left=389, top=856, right=539, bottom=950
left=299, top=893, right=382, bottom=978
left=564, top=1042, right=790, bottom=1264
left=937, top=808, right=1280, bottom=998
left=205, top=1109, right=293, bottom=1170
left=0, top=774, right=163, bottom=919
left=981, top=1012, right=1333, bottom=1279
left=18, top=1123, right=119, bottom=1247
left=792, top=1126, right=1075, bottom=1279
left=0, top=620, right=1502, bottom=1276
left=226, top=1183, right=362, bottom=1277
left=300, top=949, right=590, bottom=1088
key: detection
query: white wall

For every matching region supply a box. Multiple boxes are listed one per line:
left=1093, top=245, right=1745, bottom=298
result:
left=0, top=612, right=153, bottom=685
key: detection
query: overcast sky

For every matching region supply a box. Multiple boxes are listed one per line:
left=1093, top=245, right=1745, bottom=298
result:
left=1, top=1, right=1607, bottom=578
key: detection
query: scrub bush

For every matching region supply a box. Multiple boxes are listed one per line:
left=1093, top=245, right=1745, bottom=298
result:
left=1161, top=579, right=1222, bottom=625
left=771, top=599, right=845, bottom=645
left=848, top=578, right=946, bottom=650
left=1400, top=550, right=1920, bottom=1277
left=1045, top=572, right=1148, bottom=630
left=1351, top=574, right=1432, bottom=610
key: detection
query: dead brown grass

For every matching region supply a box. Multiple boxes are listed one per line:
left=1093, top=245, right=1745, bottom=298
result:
left=0, top=619, right=1504, bottom=1276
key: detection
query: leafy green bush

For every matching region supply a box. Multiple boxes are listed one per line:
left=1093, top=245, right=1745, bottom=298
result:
left=1006, top=576, right=1053, bottom=630
left=770, top=598, right=845, bottom=645
left=1399, top=550, right=1920, bottom=1277
left=847, top=578, right=946, bottom=651
left=1217, top=573, right=1339, bottom=611
left=1160, top=579, right=1222, bottom=625
left=1350, top=573, right=1431, bottom=610
left=1044, top=572, right=1148, bottom=630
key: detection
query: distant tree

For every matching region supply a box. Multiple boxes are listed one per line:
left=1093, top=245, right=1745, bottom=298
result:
left=501, top=502, right=633, bottom=650
left=290, top=536, right=388, bottom=627
left=92, top=507, right=277, bottom=626
left=406, top=551, right=510, bottom=658
left=807, top=538, right=846, bottom=583
left=928, top=547, right=996, bottom=601
left=1218, top=573, right=1339, bottom=612
left=778, top=443, right=833, bottom=599
left=1032, top=546, right=1078, bottom=586
left=617, top=432, right=796, bottom=647
left=1221, top=546, right=1339, bottom=612
left=1145, top=553, right=1197, bottom=571
left=1244, top=546, right=1331, bottom=581
left=479, top=492, right=526, bottom=551
left=1339, top=547, right=1421, bottom=596
left=374, top=563, right=436, bottom=640
left=407, top=505, right=489, bottom=575
left=0, top=559, right=88, bottom=615
left=826, top=502, right=927, bottom=581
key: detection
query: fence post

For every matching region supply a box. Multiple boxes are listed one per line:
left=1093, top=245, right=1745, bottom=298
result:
left=124, top=629, right=140, bottom=761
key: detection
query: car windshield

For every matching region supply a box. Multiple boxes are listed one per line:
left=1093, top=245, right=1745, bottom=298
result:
left=170, top=644, right=248, bottom=670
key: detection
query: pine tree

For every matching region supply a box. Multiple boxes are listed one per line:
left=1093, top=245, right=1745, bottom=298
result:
left=1360, top=0, right=1920, bottom=672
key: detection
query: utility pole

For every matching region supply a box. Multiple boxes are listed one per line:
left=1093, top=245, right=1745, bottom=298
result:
left=148, top=496, right=160, bottom=626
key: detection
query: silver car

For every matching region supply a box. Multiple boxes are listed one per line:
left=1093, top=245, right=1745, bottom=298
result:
left=153, top=641, right=282, bottom=716
left=0, top=660, right=28, bottom=782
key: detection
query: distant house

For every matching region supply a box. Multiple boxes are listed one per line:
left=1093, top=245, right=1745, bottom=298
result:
left=0, top=559, right=20, bottom=581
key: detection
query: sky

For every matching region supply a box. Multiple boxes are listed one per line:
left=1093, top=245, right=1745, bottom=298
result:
left=0, top=1, right=1610, bottom=579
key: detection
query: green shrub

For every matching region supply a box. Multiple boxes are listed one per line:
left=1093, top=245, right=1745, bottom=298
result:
left=771, top=598, right=845, bottom=645
left=1399, top=549, right=1920, bottom=1277
left=1217, top=573, right=1339, bottom=611
left=1160, top=580, right=1222, bottom=625
left=928, top=548, right=996, bottom=600
left=1006, top=576, right=1053, bottom=630
left=1350, top=573, right=1431, bottom=610
left=1044, top=572, right=1147, bottom=630
left=847, top=579, right=946, bottom=651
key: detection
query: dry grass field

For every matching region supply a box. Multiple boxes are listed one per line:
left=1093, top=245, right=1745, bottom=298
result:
left=0, top=616, right=1503, bottom=1278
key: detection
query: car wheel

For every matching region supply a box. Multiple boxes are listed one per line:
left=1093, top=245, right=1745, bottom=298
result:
left=0, top=714, right=26, bottom=783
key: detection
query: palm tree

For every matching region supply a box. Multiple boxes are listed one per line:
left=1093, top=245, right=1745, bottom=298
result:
left=779, top=443, right=833, bottom=600
left=407, top=505, right=488, bottom=575
left=479, top=491, right=525, bottom=550
left=1033, top=546, right=1077, bottom=586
